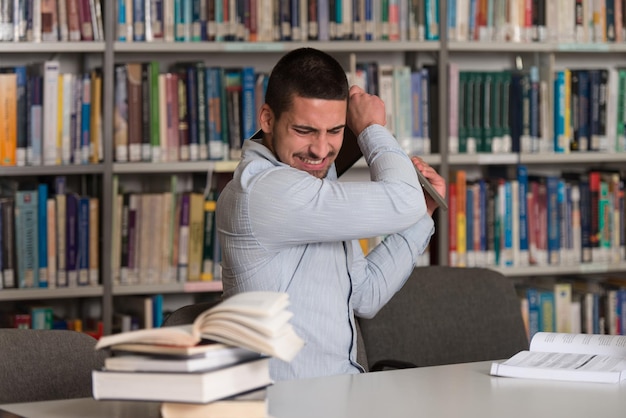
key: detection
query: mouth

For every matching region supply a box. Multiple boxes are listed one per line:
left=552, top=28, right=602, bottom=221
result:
left=298, top=156, right=325, bottom=166
left=294, top=155, right=331, bottom=178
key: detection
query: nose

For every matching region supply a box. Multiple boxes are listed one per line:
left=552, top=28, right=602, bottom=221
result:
left=308, top=134, right=331, bottom=158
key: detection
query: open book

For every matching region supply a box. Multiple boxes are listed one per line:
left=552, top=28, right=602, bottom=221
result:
left=490, top=332, right=626, bottom=383
left=95, top=291, right=304, bottom=362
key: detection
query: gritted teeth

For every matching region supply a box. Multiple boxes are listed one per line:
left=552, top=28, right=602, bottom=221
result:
left=301, top=157, right=323, bottom=165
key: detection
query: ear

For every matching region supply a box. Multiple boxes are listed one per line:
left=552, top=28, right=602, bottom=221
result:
left=259, top=104, right=274, bottom=134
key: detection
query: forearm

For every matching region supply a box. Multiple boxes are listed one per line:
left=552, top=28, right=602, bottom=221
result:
left=351, top=215, right=435, bottom=319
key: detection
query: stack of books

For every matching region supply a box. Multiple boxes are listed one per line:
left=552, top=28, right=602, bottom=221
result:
left=92, top=291, right=304, bottom=417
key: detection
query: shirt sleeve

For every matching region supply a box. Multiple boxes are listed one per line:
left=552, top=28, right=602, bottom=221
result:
left=349, top=216, right=435, bottom=319
left=247, top=124, right=430, bottom=251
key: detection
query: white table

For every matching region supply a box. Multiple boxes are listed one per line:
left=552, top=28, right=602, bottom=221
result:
left=2, top=361, right=625, bottom=418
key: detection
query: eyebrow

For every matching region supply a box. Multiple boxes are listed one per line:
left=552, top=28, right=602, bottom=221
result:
left=292, top=124, right=346, bottom=132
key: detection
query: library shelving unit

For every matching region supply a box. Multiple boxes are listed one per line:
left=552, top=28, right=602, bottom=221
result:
left=0, top=35, right=108, bottom=332
left=5, top=1, right=626, bottom=335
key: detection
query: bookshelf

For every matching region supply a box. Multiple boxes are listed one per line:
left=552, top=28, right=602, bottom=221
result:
left=3, top=0, right=626, bottom=335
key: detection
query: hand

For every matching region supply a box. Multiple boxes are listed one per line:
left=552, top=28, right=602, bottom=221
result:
left=411, top=156, right=446, bottom=216
left=346, top=85, right=386, bottom=135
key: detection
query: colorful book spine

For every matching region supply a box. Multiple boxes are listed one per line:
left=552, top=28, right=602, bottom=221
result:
left=175, top=68, right=190, bottom=161
left=186, top=64, right=199, bottom=161
left=117, top=0, right=128, bottom=40
left=65, top=193, right=79, bottom=287
left=46, top=196, right=57, bottom=288
left=77, top=196, right=90, bottom=285
left=517, top=165, right=529, bottom=266
left=114, top=64, right=129, bottom=163
left=132, top=0, right=145, bottom=40
left=546, top=176, right=561, bottom=265
left=0, top=72, right=17, bottom=166
left=37, top=183, right=49, bottom=288
left=502, top=180, right=514, bottom=267
left=465, top=182, right=475, bottom=266
left=554, top=70, right=566, bottom=153
left=141, top=63, right=152, bottom=161
left=411, top=70, right=424, bottom=155
left=448, top=182, right=457, bottom=265
left=88, top=197, right=99, bottom=286
left=1, top=198, right=15, bottom=288
left=177, top=193, right=190, bottom=282
left=201, top=191, right=216, bottom=281
left=205, top=67, right=223, bottom=160
left=195, top=62, right=207, bottom=161
left=456, top=170, right=467, bottom=267
left=80, top=72, right=91, bottom=165
left=15, top=190, right=39, bottom=289
left=28, top=74, right=43, bottom=166
left=527, top=287, right=540, bottom=339
left=241, top=66, right=256, bottom=141
left=14, top=66, right=27, bottom=167
left=148, top=61, right=161, bottom=162
left=55, top=176, right=67, bottom=287
left=538, top=290, right=555, bottom=332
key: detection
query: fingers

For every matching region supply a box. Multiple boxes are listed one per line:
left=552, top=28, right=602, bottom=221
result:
left=349, top=85, right=365, bottom=96
left=411, top=156, right=429, bottom=173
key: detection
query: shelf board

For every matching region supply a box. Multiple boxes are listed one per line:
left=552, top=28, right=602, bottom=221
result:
left=448, top=41, right=626, bottom=53
left=448, top=153, right=519, bottom=165
left=448, top=41, right=553, bottom=52
left=0, top=286, right=103, bottom=301
left=114, top=40, right=440, bottom=53
left=491, top=262, right=626, bottom=277
left=113, top=281, right=223, bottom=295
left=0, top=42, right=106, bottom=53
left=113, top=160, right=239, bottom=174
left=554, top=43, right=618, bottom=52
left=520, top=152, right=626, bottom=164
left=0, top=164, right=105, bottom=176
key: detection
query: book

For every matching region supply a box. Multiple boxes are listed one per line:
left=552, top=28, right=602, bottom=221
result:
left=104, top=344, right=260, bottom=372
left=92, top=357, right=271, bottom=403
left=490, top=332, right=626, bottom=383
left=160, top=388, right=268, bottom=418
left=14, top=190, right=39, bottom=288
left=95, top=291, right=304, bottom=362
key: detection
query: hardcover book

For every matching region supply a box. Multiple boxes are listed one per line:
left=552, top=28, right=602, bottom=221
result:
left=160, top=388, right=268, bottom=418
left=93, top=357, right=270, bottom=403
left=95, top=291, right=304, bottom=362
left=491, top=332, right=626, bottom=383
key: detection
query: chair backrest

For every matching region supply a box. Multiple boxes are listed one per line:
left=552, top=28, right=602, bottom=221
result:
left=162, top=300, right=222, bottom=327
left=358, top=266, right=529, bottom=371
left=0, top=329, right=107, bottom=404
left=164, top=300, right=370, bottom=370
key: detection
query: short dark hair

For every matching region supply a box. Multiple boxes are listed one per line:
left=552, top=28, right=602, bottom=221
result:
left=265, top=48, right=349, bottom=120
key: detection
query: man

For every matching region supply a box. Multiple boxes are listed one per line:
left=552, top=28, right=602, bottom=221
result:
left=216, top=47, right=445, bottom=381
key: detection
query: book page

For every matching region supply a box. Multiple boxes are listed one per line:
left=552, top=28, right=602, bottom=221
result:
left=194, top=310, right=294, bottom=338
left=199, top=321, right=304, bottom=362
left=202, top=292, right=290, bottom=318
left=530, top=333, right=626, bottom=357
left=504, top=351, right=626, bottom=372
left=491, top=350, right=626, bottom=383
left=95, top=325, right=199, bottom=350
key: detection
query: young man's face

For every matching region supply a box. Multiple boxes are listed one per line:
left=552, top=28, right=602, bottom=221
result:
left=260, top=95, right=347, bottom=179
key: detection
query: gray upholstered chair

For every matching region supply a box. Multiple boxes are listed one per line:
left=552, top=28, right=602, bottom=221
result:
left=0, top=329, right=107, bottom=404
left=162, top=300, right=222, bottom=327
left=357, top=266, right=529, bottom=372
left=163, top=299, right=370, bottom=371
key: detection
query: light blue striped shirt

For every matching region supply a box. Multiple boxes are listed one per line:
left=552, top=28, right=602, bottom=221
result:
left=216, top=124, right=434, bottom=381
